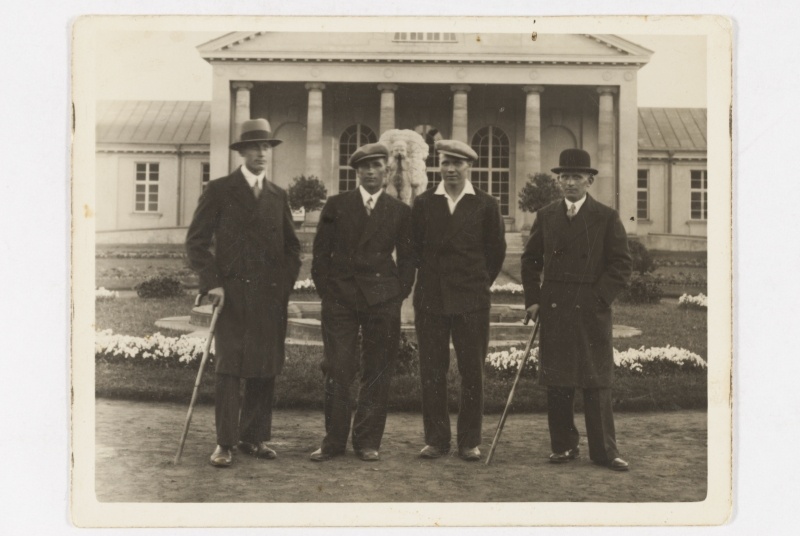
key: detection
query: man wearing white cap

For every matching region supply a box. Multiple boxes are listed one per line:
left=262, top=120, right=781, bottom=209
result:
left=186, top=118, right=302, bottom=468
left=411, top=139, right=506, bottom=462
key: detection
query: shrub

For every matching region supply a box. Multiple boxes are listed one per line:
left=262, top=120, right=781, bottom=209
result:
left=287, top=175, right=327, bottom=213
left=134, top=276, right=185, bottom=299
left=653, top=272, right=707, bottom=286
left=618, top=273, right=663, bottom=304
left=517, top=173, right=563, bottom=213
left=394, top=332, right=419, bottom=376
left=628, top=239, right=656, bottom=274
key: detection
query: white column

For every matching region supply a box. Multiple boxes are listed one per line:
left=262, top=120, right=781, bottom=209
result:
left=595, top=86, right=618, bottom=208
left=305, top=82, right=326, bottom=179
left=230, top=82, right=254, bottom=172
left=521, top=85, right=545, bottom=230
left=378, top=84, right=398, bottom=135
left=617, top=82, right=639, bottom=235
left=450, top=84, right=471, bottom=142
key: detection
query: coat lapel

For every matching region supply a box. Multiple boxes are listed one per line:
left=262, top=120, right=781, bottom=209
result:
left=358, top=192, right=387, bottom=247
left=440, top=193, right=479, bottom=246
left=551, top=195, right=605, bottom=250
left=344, top=189, right=368, bottom=248
left=427, top=193, right=453, bottom=251
left=226, top=169, right=258, bottom=213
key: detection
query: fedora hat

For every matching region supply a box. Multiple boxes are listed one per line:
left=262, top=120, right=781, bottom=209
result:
left=551, top=148, right=598, bottom=175
left=229, top=118, right=283, bottom=151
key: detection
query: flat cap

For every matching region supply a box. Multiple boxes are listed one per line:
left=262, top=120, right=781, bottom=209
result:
left=349, top=142, right=389, bottom=168
left=434, top=139, right=478, bottom=162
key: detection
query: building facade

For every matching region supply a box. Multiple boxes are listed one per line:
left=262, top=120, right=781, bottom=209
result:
left=95, top=32, right=707, bottom=250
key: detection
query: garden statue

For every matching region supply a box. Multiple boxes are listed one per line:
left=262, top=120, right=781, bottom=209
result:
left=379, top=129, right=429, bottom=206
left=378, top=129, right=429, bottom=325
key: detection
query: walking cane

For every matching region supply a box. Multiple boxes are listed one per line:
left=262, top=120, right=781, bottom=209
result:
left=174, top=293, right=222, bottom=465
left=485, top=312, right=540, bottom=466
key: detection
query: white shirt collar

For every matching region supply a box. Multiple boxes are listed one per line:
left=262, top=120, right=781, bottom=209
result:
left=565, top=195, right=587, bottom=213
left=240, top=164, right=266, bottom=189
left=433, top=181, right=475, bottom=205
left=358, top=185, right=383, bottom=206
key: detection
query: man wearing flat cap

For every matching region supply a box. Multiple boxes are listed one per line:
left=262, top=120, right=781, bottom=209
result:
left=521, top=148, right=632, bottom=471
left=186, top=118, right=302, bottom=468
left=411, top=139, right=506, bottom=462
left=309, top=142, right=415, bottom=462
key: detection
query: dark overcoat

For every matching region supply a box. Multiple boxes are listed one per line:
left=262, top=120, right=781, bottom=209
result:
left=411, top=187, right=506, bottom=315
left=311, top=189, right=415, bottom=308
left=185, top=169, right=302, bottom=379
left=521, top=194, right=631, bottom=388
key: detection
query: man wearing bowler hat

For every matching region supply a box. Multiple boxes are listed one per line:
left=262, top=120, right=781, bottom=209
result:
left=309, top=142, right=415, bottom=462
left=521, top=148, right=632, bottom=471
left=186, top=118, right=302, bottom=467
left=411, top=139, right=506, bottom=462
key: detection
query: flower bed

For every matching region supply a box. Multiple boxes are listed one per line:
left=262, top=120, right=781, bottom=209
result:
left=95, top=287, right=120, bottom=300
left=97, top=328, right=706, bottom=380
left=486, top=344, right=706, bottom=379
left=678, top=293, right=708, bottom=310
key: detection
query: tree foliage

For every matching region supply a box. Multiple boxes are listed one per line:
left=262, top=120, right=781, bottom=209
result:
left=517, top=173, right=563, bottom=213
left=287, top=175, right=328, bottom=212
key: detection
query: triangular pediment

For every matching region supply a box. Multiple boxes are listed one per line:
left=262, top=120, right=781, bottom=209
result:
left=198, top=32, right=652, bottom=66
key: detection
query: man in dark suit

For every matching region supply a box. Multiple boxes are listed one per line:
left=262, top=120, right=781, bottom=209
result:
left=521, top=148, right=632, bottom=472
left=186, top=118, right=302, bottom=468
left=411, top=139, right=506, bottom=462
left=309, top=142, right=415, bottom=462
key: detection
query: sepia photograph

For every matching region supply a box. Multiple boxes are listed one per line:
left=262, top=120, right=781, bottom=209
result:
left=70, top=15, right=732, bottom=528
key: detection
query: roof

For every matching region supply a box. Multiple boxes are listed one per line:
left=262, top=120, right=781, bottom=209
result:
left=96, top=101, right=211, bottom=144
left=197, top=33, right=652, bottom=66
left=638, top=108, right=707, bottom=151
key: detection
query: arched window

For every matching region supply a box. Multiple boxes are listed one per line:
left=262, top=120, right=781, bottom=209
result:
left=471, top=126, right=511, bottom=216
left=414, top=124, right=442, bottom=188
left=338, top=124, right=377, bottom=192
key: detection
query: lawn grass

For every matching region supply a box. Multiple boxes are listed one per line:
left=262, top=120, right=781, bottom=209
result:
left=96, top=348, right=706, bottom=413
left=96, top=294, right=195, bottom=337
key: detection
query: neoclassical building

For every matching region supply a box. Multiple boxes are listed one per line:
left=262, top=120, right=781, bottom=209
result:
left=95, top=32, right=707, bottom=250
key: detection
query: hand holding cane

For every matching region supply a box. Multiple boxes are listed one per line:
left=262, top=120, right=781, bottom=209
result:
left=174, top=292, right=222, bottom=464
left=485, top=311, right=540, bottom=465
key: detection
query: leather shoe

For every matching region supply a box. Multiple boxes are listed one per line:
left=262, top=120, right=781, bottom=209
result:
left=309, top=447, right=343, bottom=462
left=209, top=445, right=233, bottom=468
left=608, top=457, right=630, bottom=471
left=419, top=445, right=449, bottom=459
left=356, top=449, right=380, bottom=462
left=549, top=447, right=580, bottom=464
left=238, top=441, right=277, bottom=459
left=458, top=446, right=481, bottom=462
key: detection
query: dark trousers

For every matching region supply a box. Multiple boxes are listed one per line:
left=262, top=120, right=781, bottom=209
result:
left=415, top=308, right=490, bottom=451
left=214, top=373, right=275, bottom=448
left=546, top=385, right=619, bottom=463
left=319, top=299, right=400, bottom=453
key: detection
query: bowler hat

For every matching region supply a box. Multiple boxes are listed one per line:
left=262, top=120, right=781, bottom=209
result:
left=435, top=139, right=478, bottom=162
left=229, top=118, right=283, bottom=151
left=349, top=142, right=389, bottom=168
left=551, top=149, right=598, bottom=175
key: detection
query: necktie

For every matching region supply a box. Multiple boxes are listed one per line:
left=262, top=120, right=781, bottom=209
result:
left=252, top=179, right=262, bottom=200
left=366, top=197, right=374, bottom=216
left=567, top=204, right=577, bottom=220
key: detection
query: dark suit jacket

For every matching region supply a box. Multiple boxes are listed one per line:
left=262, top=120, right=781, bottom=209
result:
left=520, top=194, right=631, bottom=388
left=311, top=189, right=414, bottom=309
left=185, top=168, right=302, bottom=378
left=411, top=186, right=506, bottom=315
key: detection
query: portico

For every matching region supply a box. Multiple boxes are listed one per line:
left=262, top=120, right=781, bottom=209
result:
left=199, top=33, right=652, bottom=232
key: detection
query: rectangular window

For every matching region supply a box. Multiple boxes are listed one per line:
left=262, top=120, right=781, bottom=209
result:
left=690, top=169, right=708, bottom=220
left=201, top=162, right=210, bottom=191
left=134, top=162, right=159, bottom=212
left=637, top=169, right=649, bottom=220
left=394, top=32, right=457, bottom=43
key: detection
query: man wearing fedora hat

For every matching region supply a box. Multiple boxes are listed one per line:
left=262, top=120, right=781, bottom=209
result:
left=309, top=142, right=415, bottom=462
left=521, top=148, right=632, bottom=471
left=186, top=118, right=302, bottom=467
left=411, top=139, right=506, bottom=462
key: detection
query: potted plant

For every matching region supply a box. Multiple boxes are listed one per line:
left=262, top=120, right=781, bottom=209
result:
left=517, top=172, right=564, bottom=225
left=287, top=175, right=327, bottom=230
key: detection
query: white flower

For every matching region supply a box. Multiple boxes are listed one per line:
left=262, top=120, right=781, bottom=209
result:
left=678, top=293, right=708, bottom=309
left=489, top=282, right=524, bottom=295
left=96, top=287, right=120, bottom=300
left=293, top=278, right=316, bottom=291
